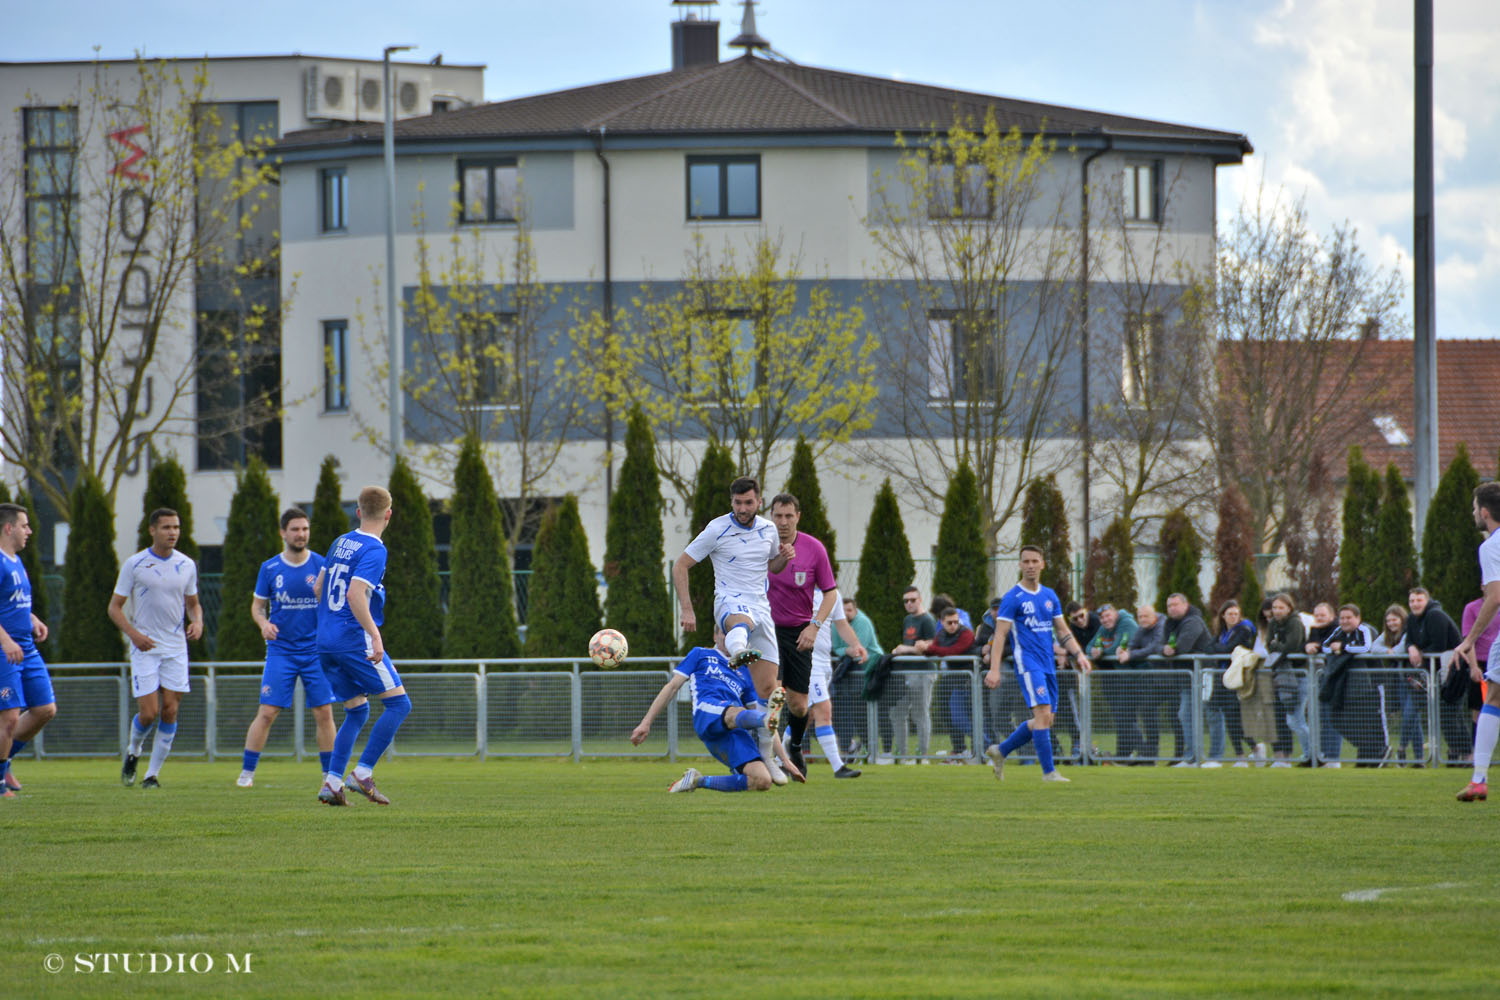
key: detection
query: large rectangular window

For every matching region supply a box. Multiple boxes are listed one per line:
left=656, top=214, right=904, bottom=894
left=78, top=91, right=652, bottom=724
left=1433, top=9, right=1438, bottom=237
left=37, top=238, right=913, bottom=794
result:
left=927, top=160, right=991, bottom=219
left=1121, top=311, right=1164, bottom=405
left=323, top=320, right=349, bottom=411
left=456, top=312, right=519, bottom=409
left=686, top=155, right=759, bottom=220
left=319, top=167, right=347, bottom=232
left=1123, top=161, right=1161, bottom=222
left=459, top=159, right=518, bottom=223
left=23, top=107, right=80, bottom=286
left=927, top=309, right=998, bottom=401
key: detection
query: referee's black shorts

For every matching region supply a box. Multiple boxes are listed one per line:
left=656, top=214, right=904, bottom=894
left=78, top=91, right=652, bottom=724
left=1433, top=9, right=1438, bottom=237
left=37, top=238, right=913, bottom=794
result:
left=775, top=623, right=813, bottom=695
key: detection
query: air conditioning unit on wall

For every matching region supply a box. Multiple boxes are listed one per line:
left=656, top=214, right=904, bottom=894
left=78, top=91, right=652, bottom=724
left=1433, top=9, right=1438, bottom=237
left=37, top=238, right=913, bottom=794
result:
left=356, top=72, right=383, bottom=118
left=395, top=74, right=431, bottom=118
left=304, top=65, right=357, bottom=121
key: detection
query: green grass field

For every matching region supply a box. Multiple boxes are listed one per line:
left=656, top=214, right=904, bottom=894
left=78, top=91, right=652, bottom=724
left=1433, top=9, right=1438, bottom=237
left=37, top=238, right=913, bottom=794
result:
left=5, top=757, right=1492, bottom=998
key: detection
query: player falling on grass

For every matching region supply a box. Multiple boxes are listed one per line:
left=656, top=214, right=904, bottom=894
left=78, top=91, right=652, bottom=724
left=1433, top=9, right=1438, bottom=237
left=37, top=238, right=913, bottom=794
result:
left=1455, top=482, right=1500, bottom=803
left=109, top=508, right=204, bottom=790
left=236, top=508, right=336, bottom=788
left=0, top=503, right=56, bottom=798
left=671, top=475, right=802, bottom=785
left=313, top=486, right=412, bottom=807
left=630, top=626, right=797, bottom=792
left=983, top=545, right=1091, bottom=783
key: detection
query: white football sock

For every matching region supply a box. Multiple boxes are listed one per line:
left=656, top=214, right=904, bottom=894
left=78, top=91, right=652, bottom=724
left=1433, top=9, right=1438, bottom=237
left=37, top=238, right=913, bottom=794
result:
left=1472, top=708, right=1500, bottom=785
left=816, top=725, right=846, bottom=771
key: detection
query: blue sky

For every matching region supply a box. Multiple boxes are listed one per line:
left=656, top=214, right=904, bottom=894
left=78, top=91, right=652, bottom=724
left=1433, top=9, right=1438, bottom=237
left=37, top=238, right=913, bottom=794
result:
left=8, top=0, right=1496, bottom=338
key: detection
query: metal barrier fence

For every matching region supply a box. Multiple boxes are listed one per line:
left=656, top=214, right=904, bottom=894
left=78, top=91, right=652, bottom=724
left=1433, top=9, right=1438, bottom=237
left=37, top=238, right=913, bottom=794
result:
left=19, top=654, right=1469, bottom=768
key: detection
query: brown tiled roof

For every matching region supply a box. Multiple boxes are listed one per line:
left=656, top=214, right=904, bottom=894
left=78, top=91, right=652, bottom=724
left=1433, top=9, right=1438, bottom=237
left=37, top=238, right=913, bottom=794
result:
left=1352, top=340, right=1500, bottom=479
left=279, top=54, right=1252, bottom=154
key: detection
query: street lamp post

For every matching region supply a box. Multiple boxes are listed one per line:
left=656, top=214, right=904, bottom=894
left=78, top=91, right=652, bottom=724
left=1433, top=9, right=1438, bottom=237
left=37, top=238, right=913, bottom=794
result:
left=383, top=44, right=415, bottom=473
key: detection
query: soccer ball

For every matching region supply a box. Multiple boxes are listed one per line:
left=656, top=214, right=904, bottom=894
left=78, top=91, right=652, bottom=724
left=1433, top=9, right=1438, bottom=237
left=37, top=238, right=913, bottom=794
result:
left=589, top=628, right=629, bottom=669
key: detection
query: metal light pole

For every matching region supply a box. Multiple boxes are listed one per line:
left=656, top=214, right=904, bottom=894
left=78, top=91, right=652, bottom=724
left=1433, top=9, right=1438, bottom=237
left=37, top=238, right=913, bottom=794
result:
left=384, top=44, right=415, bottom=473
left=1413, top=1, right=1437, bottom=542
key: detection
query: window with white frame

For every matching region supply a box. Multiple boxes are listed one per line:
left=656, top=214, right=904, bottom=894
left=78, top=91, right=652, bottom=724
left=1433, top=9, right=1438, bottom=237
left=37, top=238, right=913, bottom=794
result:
left=1123, top=161, right=1160, bottom=222
left=323, top=320, right=349, bottom=411
left=928, top=309, right=998, bottom=401
left=1121, top=311, right=1164, bottom=405
left=319, top=167, right=347, bottom=232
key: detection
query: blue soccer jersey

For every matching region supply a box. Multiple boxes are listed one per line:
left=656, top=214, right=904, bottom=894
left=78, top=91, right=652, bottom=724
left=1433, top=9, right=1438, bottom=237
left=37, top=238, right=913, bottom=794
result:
left=997, top=582, right=1063, bottom=675
left=254, top=552, right=325, bottom=656
left=0, top=551, right=35, bottom=653
left=316, top=530, right=387, bottom=655
left=674, top=646, right=759, bottom=717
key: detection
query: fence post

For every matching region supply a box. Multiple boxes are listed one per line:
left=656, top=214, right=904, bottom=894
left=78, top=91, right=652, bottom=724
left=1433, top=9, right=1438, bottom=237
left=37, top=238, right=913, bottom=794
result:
left=119, top=663, right=130, bottom=755
left=477, top=665, right=488, bottom=761
left=205, top=665, right=217, bottom=762
left=293, top=679, right=306, bottom=761
left=1078, top=666, right=1093, bottom=764
left=570, top=664, right=583, bottom=762
left=1307, top=656, right=1322, bottom=765
left=866, top=697, right=880, bottom=764
left=1427, top=653, right=1440, bottom=766
left=665, top=668, right=679, bottom=762
left=969, top=659, right=984, bottom=763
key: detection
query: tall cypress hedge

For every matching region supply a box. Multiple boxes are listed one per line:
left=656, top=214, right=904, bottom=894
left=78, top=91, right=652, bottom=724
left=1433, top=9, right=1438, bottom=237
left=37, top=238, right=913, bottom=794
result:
left=61, top=473, right=123, bottom=663
left=444, top=436, right=520, bottom=660
left=681, top=442, right=737, bottom=653
left=1338, top=446, right=1382, bottom=614
left=383, top=456, right=444, bottom=660
left=855, top=479, right=914, bottom=650
left=781, top=435, right=837, bottom=566
left=602, top=407, right=672, bottom=661
left=309, top=455, right=348, bottom=559
left=1421, top=443, right=1482, bottom=614
left=1156, top=508, right=1203, bottom=610
left=1020, top=475, right=1072, bottom=603
left=932, top=459, right=987, bottom=616
left=1365, top=463, right=1418, bottom=617
left=214, top=457, right=281, bottom=661
left=1085, top=516, right=1137, bottom=612
left=136, top=453, right=199, bottom=562
left=1210, top=484, right=1255, bottom=609
left=525, top=495, right=602, bottom=658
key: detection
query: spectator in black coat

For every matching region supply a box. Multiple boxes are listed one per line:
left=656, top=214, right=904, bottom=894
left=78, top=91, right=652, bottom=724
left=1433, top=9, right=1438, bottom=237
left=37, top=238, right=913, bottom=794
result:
left=1406, top=587, right=1466, bottom=760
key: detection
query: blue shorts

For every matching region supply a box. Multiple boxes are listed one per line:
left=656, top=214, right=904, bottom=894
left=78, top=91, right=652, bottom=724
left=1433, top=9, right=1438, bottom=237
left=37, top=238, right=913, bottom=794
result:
left=1014, top=665, right=1059, bottom=710
left=319, top=648, right=403, bottom=703
left=0, top=650, right=53, bottom=711
left=260, top=650, right=335, bottom=708
left=693, top=708, right=762, bottom=772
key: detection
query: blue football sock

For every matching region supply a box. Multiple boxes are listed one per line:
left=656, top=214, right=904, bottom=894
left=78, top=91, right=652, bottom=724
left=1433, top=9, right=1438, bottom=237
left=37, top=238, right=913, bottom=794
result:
left=329, top=702, right=370, bottom=779
left=319, top=751, right=333, bottom=774
left=1035, top=728, right=1056, bottom=773
left=357, top=694, right=411, bottom=772
left=999, top=721, right=1033, bottom=757
left=129, top=714, right=152, bottom=756
left=0, top=759, right=8, bottom=779
left=734, top=708, right=768, bottom=731
left=242, top=750, right=260, bottom=774
left=8, top=739, right=26, bottom=760
left=702, top=773, right=750, bottom=792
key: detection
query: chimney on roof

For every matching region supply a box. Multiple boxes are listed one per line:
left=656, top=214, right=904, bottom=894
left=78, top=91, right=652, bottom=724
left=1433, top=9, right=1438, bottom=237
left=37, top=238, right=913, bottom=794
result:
left=728, top=0, right=770, bottom=55
left=671, top=1, right=721, bottom=70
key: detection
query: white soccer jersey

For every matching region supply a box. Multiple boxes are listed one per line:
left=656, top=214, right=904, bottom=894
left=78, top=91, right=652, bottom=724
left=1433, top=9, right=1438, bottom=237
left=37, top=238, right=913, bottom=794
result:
left=811, top=587, right=847, bottom=665
left=1481, top=528, right=1500, bottom=587
left=684, top=511, right=778, bottom=599
left=114, top=548, right=198, bottom=657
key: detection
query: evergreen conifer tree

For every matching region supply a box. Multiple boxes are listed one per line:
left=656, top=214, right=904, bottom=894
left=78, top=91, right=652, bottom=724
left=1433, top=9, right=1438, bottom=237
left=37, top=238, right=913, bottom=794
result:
left=932, top=460, right=987, bottom=615
left=214, top=457, right=281, bottom=661
left=1084, top=517, right=1137, bottom=611
left=781, top=435, right=837, bottom=566
left=1338, top=446, right=1382, bottom=615
left=309, top=455, right=348, bottom=558
left=1210, top=484, right=1255, bottom=608
left=1239, top=555, right=1265, bottom=621
left=380, top=456, right=444, bottom=661
left=61, top=472, right=123, bottom=662
left=136, top=453, right=199, bottom=562
left=681, top=442, right=737, bottom=653
left=14, top=487, right=49, bottom=655
left=1155, top=508, right=1203, bottom=610
left=445, top=436, right=520, bottom=660
left=603, top=407, right=672, bottom=662
left=1367, top=463, right=1418, bottom=616
left=1421, top=443, right=1482, bottom=614
left=1020, top=476, right=1071, bottom=602
left=525, top=495, right=602, bottom=658
left=855, top=479, right=915, bottom=649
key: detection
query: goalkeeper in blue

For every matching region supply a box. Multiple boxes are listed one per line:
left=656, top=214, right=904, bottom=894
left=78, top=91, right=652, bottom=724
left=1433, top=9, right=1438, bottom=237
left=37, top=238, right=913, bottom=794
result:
left=983, top=545, right=1091, bottom=783
left=631, top=629, right=804, bottom=792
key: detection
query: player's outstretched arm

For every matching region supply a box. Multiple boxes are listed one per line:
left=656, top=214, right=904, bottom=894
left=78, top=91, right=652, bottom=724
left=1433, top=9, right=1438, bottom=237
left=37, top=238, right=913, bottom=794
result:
left=983, top=620, right=1013, bottom=688
left=631, top=672, right=688, bottom=745
left=671, top=554, right=698, bottom=632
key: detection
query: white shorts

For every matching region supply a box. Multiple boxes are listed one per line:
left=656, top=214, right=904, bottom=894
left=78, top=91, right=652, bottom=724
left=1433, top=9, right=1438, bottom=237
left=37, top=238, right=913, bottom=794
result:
left=714, top=594, right=779, bottom=666
left=130, top=648, right=190, bottom=696
left=1484, top=650, right=1500, bottom=686
left=808, top=651, right=833, bottom=707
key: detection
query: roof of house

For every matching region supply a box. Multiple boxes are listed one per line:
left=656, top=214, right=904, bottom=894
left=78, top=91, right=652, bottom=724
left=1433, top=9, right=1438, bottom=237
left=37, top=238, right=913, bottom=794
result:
left=1349, top=339, right=1500, bottom=480
left=279, top=53, right=1252, bottom=156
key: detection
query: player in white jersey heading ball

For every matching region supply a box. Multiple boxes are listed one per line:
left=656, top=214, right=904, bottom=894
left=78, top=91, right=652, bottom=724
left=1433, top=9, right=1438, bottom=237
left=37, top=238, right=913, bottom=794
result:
left=108, top=508, right=203, bottom=789
left=672, top=476, right=802, bottom=784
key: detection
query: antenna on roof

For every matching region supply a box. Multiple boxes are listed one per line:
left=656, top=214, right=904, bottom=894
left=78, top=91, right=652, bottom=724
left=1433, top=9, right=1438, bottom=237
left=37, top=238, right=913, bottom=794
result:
left=728, top=0, right=771, bottom=55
